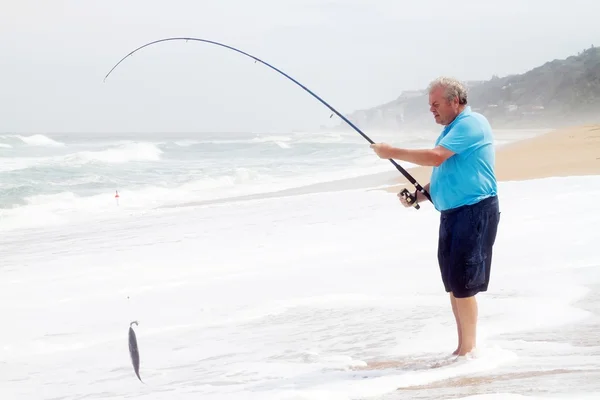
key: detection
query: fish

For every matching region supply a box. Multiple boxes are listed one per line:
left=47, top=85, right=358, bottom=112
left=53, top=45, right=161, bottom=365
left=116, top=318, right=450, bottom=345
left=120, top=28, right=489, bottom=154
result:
left=128, top=321, right=143, bottom=383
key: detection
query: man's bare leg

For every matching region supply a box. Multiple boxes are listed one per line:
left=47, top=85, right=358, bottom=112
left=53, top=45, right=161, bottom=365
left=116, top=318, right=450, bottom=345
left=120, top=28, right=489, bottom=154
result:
left=455, top=295, right=478, bottom=356
left=450, top=293, right=462, bottom=355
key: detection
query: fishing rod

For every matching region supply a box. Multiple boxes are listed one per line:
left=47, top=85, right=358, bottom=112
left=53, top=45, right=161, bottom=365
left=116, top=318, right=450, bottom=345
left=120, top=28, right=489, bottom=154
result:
left=103, top=37, right=431, bottom=207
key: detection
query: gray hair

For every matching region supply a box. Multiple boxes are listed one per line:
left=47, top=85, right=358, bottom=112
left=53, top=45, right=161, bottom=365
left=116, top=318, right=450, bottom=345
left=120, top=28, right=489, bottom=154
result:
left=427, top=76, right=468, bottom=105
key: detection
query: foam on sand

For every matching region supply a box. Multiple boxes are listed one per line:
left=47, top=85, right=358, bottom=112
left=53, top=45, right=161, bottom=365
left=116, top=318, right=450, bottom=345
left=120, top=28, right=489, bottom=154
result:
left=1, top=172, right=599, bottom=399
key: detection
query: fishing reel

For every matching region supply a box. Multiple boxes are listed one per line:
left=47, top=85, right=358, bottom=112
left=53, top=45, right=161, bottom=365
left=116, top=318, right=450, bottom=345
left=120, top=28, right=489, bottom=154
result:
left=399, top=188, right=420, bottom=210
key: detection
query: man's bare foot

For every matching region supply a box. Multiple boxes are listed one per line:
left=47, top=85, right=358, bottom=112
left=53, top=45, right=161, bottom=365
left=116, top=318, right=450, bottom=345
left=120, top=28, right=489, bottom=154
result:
left=457, top=345, right=476, bottom=357
left=452, top=343, right=462, bottom=355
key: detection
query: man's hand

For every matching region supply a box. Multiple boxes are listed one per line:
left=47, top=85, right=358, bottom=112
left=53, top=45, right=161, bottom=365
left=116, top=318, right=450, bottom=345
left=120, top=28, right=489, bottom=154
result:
left=398, top=183, right=430, bottom=208
left=370, top=143, right=395, bottom=159
left=397, top=189, right=418, bottom=208
left=397, top=190, right=415, bottom=208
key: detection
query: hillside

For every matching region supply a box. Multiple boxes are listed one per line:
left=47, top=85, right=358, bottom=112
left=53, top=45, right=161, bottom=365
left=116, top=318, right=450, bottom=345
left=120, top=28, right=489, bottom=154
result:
left=340, top=46, right=600, bottom=132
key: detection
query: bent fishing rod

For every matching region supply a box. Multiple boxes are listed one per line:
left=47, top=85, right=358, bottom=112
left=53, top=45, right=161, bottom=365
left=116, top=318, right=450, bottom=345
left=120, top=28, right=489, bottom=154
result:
left=103, top=37, right=431, bottom=207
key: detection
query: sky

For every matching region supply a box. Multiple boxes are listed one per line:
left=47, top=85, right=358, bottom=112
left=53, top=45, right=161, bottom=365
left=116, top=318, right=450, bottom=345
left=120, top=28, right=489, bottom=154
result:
left=1, top=0, right=599, bottom=134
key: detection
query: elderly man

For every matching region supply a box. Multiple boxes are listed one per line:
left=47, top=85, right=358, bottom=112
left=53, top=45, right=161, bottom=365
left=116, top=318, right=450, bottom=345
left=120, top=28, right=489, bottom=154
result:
left=370, top=77, right=500, bottom=357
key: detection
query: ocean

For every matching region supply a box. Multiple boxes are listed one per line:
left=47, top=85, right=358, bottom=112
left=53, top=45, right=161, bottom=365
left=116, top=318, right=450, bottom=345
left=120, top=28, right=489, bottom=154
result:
left=1, top=128, right=599, bottom=400
left=0, top=129, right=547, bottom=232
left=0, top=129, right=432, bottom=232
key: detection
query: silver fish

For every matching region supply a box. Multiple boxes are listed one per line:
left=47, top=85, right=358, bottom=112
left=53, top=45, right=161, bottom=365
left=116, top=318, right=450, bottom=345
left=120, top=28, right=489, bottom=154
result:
left=128, top=321, right=143, bottom=382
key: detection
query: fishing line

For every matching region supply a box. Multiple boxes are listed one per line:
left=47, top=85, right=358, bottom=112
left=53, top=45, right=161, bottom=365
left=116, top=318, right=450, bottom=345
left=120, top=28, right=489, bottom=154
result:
left=103, top=37, right=431, bottom=206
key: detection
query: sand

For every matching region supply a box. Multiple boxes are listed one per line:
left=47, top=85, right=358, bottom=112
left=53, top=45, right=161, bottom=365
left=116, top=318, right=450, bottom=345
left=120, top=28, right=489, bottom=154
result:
left=383, top=124, right=600, bottom=194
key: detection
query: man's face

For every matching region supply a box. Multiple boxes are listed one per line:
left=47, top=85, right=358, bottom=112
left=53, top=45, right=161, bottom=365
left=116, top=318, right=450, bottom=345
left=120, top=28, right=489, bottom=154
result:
left=429, top=86, right=460, bottom=126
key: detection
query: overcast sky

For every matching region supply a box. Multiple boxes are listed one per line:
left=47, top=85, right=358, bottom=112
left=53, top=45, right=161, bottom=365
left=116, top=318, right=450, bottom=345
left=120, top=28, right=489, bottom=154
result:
left=1, top=0, right=599, bottom=134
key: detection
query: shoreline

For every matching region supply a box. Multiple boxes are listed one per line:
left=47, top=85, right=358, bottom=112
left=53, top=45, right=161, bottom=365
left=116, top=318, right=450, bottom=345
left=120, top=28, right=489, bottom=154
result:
left=158, top=124, right=599, bottom=211
left=380, top=124, right=600, bottom=194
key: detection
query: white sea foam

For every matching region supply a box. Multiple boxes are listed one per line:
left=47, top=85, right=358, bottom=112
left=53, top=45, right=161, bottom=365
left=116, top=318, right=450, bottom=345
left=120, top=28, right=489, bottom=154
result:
left=0, top=128, right=595, bottom=399
left=1, top=175, right=599, bottom=399
left=63, top=142, right=163, bottom=164
left=14, top=133, right=65, bottom=147
left=455, top=394, right=600, bottom=400
left=173, top=140, right=201, bottom=147
left=0, top=142, right=164, bottom=174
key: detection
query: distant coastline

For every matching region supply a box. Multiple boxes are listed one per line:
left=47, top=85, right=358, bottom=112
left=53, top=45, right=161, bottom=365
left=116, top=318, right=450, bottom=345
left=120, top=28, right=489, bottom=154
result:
left=335, top=46, right=600, bottom=134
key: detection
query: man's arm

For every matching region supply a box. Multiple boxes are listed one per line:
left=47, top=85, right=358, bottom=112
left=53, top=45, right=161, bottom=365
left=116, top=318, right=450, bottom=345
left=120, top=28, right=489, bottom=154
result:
left=386, top=145, right=455, bottom=167
left=370, top=143, right=455, bottom=167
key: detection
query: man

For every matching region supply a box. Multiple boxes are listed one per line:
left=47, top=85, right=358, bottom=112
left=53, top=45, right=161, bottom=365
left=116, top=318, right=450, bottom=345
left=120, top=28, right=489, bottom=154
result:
left=370, top=76, right=500, bottom=357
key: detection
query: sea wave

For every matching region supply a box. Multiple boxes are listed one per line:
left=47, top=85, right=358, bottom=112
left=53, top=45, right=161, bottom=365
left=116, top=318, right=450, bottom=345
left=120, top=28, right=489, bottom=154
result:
left=13, top=134, right=65, bottom=147
left=0, top=166, right=270, bottom=232
left=0, top=142, right=164, bottom=173
left=63, top=142, right=162, bottom=164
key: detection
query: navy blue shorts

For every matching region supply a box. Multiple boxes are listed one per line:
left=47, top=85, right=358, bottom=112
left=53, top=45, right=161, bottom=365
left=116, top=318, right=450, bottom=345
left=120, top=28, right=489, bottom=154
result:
left=437, top=195, right=500, bottom=298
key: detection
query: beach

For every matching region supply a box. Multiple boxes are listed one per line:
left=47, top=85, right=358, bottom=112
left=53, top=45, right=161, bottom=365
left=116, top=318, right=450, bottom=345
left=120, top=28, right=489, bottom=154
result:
left=382, top=124, right=600, bottom=193
left=1, top=125, right=599, bottom=400
left=378, top=123, right=600, bottom=399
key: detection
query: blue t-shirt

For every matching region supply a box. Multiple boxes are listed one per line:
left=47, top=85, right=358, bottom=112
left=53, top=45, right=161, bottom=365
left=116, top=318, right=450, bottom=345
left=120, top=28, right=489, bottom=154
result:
left=430, top=106, right=497, bottom=211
